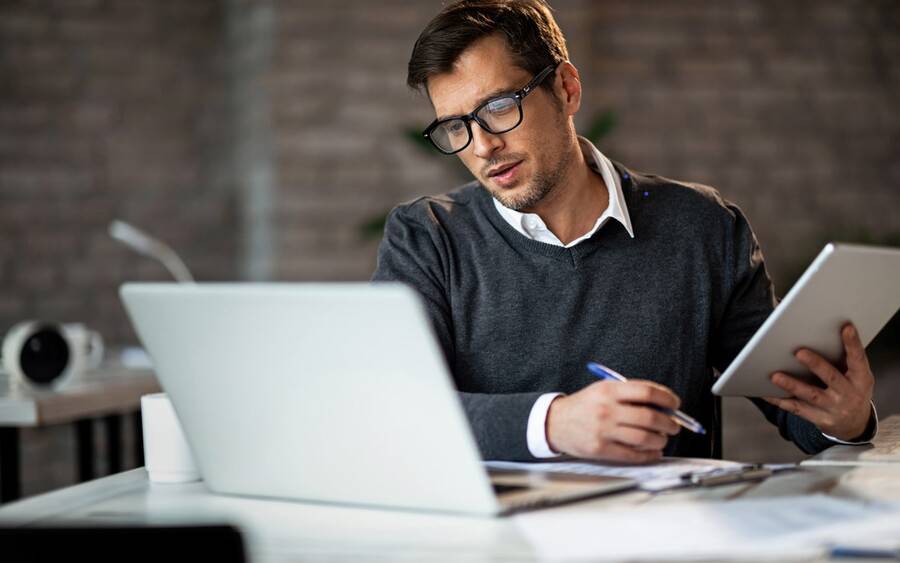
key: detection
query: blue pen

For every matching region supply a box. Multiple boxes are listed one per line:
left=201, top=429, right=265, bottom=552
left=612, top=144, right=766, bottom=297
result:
left=830, top=546, right=900, bottom=559
left=586, top=362, right=706, bottom=435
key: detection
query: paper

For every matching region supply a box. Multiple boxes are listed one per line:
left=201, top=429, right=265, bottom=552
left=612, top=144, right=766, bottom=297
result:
left=514, top=494, right=900, bottom=561
left=485, top=457, right=743, bottom=491
left=802, top=415, right=900, bottom=466
left=832, top=466, right=900, bottom=502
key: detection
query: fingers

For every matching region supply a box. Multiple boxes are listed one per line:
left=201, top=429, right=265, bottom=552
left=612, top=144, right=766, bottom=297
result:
left=609, top=424, right=669, bottom=451
left=618, top=404, right=680, bottom=436
left=546, top=381, right=687, bottom=463
left=788, top=324, right=873, bottom=393
left=611, top=380, right=681, bottom=410
left=762, top=396, right=831, bottom=428
left=764, top=393, right=871, bottom=441
left=605, top=403, right=678, bottom=461
left=546, top=384, right=678, bottom=462
left=598, top=441, right=663, bottom=464
left=770, top=371, right=832, bottom=409
left=842, top=323, right=873, bottom=387
left=792, top=348, right=848, bottom=393
left=768, top=328, right=876, bottom=439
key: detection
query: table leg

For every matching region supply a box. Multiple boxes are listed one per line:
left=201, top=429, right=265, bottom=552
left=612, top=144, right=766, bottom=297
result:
left=0, top=427, right=21, bottom=503
left=75, top=419, right=94, bottom=482
left=104, top=415, right=122, bottom=475
left=133, top=410, right=144, bottom=467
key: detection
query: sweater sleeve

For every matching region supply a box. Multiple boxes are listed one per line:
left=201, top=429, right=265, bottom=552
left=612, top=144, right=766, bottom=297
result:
left=372, top=204, right=543, bottom=461
left=711, top=203, right=834, bottom=454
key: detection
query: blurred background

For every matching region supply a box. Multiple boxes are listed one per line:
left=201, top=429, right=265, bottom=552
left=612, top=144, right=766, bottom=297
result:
left=1, top=0, right=898, bottom=497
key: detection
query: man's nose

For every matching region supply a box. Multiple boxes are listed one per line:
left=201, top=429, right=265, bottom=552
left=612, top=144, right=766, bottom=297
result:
left=470, top=123, right=504, bottom=159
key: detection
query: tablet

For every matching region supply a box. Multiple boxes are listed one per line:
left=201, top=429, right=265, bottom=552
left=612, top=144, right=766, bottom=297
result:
left=712, top=243, right=900, bottom=397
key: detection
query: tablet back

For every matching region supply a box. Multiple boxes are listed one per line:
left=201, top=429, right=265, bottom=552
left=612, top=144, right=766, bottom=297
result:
left=713, top=243, right=900, bottom=397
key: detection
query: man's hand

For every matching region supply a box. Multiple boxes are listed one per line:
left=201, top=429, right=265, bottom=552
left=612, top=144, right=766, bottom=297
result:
left=545, top=380, right=681, bottom=463
left=764, top=323, right=874, bottom=441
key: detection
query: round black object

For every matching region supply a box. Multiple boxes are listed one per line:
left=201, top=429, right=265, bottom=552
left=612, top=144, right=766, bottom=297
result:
left=19, top=326, right=70, bottom=385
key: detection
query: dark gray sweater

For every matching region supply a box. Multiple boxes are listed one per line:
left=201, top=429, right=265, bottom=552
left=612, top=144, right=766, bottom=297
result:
left=372, top=163, right=837, bottom=460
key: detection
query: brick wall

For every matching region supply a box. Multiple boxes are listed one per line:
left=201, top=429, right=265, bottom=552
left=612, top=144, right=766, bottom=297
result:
left=270, top=0, right=444, bottom=281
left=584, top=0, right=900, bottom=286
left=0, top=0, right=239, bottom=347
left=0, top=0, right=242, bottom=498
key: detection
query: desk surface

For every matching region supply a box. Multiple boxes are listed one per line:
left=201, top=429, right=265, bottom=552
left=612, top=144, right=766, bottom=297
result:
left=0, top=366, right=159, bottom=426
left=2, top=463, right=899, bottom=562
left=3, top=418, right=900, bottom=563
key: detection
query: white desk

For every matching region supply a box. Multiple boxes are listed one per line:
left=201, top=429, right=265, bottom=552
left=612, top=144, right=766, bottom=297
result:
left=3, top=416, right=900, bottom=562
left=2, top=462, right=899, bottom=561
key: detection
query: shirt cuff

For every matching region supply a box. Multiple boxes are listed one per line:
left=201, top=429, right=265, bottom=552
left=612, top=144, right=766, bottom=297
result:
left=821, top=401, right=879, bottom=445
left=527, top=392, right=565, bottom=458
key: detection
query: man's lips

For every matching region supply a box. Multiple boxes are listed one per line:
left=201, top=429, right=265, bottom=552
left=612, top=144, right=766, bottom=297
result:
left=486, top=160, right=522, bottom=178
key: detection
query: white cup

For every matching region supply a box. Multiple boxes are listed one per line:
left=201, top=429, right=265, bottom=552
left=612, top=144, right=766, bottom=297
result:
left=141, top=392, right=201, bottom=483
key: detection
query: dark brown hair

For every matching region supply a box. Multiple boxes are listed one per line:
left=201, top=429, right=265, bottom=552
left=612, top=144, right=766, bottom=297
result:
left=407, top=0, right=569, bottom=95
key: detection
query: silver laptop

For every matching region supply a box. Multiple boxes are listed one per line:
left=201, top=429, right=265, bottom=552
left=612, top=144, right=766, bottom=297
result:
left=120, top=282, right=635, bottom=516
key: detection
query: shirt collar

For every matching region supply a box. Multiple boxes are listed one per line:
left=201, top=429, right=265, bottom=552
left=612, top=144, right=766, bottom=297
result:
left=491, top=136, right=634, bottom=247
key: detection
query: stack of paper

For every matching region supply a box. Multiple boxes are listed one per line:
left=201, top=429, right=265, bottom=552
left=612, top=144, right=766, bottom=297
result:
left=514, top=494, right=900, bottom=561
left=485, top=457, right=743, bottom=492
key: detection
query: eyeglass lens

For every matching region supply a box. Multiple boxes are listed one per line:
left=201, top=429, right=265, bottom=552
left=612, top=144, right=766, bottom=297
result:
left=430, top=95, right=522, bottom=153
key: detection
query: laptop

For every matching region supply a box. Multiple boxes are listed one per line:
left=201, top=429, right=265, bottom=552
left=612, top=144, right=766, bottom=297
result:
left=120, top=282, right=635, bottom=516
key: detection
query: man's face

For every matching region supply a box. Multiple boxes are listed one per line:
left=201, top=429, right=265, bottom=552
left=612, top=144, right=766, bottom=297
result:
left=427, top=34, right=573, bottom=212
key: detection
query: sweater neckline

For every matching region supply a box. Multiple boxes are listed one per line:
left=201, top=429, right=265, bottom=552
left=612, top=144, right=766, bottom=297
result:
left=473, top=163, right=639, bottom=262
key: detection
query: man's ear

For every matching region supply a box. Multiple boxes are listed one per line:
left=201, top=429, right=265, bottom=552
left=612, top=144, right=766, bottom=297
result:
left=555, top=61, right=582, bottom=116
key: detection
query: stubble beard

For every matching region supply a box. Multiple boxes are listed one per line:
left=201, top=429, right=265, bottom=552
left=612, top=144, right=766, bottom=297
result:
left=492, top=146, right=573, bottom=212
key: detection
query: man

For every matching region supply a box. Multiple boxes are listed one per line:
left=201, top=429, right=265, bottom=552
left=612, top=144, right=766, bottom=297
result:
left=373, top=0, right=876, bottom=462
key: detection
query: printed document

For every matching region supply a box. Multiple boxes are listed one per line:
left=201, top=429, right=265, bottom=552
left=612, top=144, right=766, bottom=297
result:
left=515, top=494, right=900, bottom=561
left=485, top=457, right=743, bottom=492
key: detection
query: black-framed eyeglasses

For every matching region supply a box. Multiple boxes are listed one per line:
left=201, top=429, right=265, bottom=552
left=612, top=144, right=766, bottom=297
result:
left=422, top=64, right=557, bottom=155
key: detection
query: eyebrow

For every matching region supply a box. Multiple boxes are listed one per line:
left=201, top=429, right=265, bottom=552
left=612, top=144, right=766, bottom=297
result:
left=435, top=85, right=517, bottom=122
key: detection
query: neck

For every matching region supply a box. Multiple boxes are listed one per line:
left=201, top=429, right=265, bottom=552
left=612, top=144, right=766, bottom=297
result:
left=523, top=140, right=609, bottom=245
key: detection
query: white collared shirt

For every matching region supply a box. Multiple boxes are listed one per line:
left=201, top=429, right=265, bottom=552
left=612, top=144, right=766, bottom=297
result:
left=492, top=137, right=634, bottom=246
left=493, top=137, right=876, bottom=458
